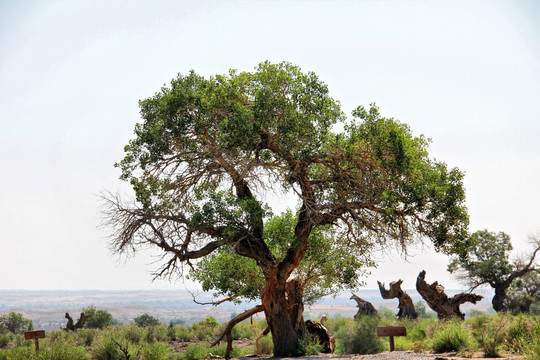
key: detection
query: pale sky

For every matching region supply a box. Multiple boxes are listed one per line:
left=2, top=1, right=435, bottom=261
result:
left=1, top=1, right=539, bottom=295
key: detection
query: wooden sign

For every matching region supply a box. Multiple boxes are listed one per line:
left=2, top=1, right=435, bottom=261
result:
left=24, top=330, right=45, bottom=353
left=376, top=326, right=406, bottom=351
left=24, top=330, right=45, bottom=340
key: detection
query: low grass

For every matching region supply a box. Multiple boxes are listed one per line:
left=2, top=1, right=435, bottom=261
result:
left=0, top=313, right=538, bottom=359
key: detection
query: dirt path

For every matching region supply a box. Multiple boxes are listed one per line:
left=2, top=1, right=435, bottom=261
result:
left=237, top=351, right=524, bottom=360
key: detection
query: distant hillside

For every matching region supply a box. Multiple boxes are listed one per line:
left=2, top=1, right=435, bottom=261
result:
left=0, top=289, right=493, bottom=331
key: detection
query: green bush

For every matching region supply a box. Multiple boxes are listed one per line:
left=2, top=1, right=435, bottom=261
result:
left=231, top=322, right=255, bottom=340
left=92, top=334, right=127, bottom=360
left=466, top=314, right=509, bottom=357
left=334, top=316, right=385, bottom=355
left=144, top=325, right=167, bottom=343
left=39, top=342, right=88, bottom=360
left=191, top=317, right=219, bottom=341
left=0, top=333, right=10, bottom=348
left=210, top=343, right=244, bottom=358
left=175, top=326, right=194, bottom=342
left=0, top=346, right=36, bottom=360
left=121, top=324, right=143, bottom=344
left=76, top=329, right=98, bottom=347
left=141, top=342, right=174, bottom=360
left=257, top=333, right=273, bottom=355
left=299, top=332, right=324, bottom=355
left=181, top=343, right=209, bottom=360
left=429, top=320, right=470, bottom=353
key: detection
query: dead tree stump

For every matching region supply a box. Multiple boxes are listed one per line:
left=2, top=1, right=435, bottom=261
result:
left=64, top=312, right=88, bottom=331
left=416, top=270, right=483, bottom=320
left=378, top=280, right=418, bottom=320
left=350, top=293, right=378, bottom=318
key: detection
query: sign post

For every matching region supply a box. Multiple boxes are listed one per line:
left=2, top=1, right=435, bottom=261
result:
left=24, top=330, right=46, bottom=354
left=376, top=326, right=406, bottom=352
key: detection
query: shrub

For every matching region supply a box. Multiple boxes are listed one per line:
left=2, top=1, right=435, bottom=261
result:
left=299, top=332, right=324, bottom=355
left=121, top=324, right=143, bottom=344
left=181, top=343, right=209, bottom=360
left=334, top=316, right=385, bottom=355
left=231, top=322, right=255, bottom=340
left=175, top=326, right=194, bottom=342
left=39, top=342, right=88, bottom=360
left=429, top=320, right=470, bottom=353
left=191, top=317, right=219, bottom=341
left=0, top=333, right=10, bottom=348
left=258, top=333, right=273, bottom=355
left=141, top=342, right=174, bottom=360
left=76, top=328, right=98, bottom=347
left=210, top=343, right=244, bottom=358
left=467, top=314, right=509, bottom=357
left=144, top=325, right=168, bottom=343
left=0, top=346, right=35, bottom=360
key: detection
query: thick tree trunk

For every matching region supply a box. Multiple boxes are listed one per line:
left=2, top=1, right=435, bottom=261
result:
left=492, top=287, right=508, bottom=313
left=377, top=280, right=417, bottom=320
left=416, top=270, right=483, bottom=320
left=261, top=277, right=305, bottom=357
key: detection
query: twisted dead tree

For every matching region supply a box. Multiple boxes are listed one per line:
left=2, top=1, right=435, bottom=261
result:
left=64, top=312, right=88, bottom=331
left=378, top=280, right=417, bottom=319
left=416, top=270, right=483, bottom=320
left=350, top=293, right=377, bottom=317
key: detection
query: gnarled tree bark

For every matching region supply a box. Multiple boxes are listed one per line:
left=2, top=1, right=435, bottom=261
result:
left=416, top=270, right=483, bottom=320
left=350, top=293, right=378, bottom=318
left=377, top=280, right=417, bottom=320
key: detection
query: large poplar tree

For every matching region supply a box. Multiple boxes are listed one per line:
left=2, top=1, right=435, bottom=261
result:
left=103, top=62, right=469, bottom=356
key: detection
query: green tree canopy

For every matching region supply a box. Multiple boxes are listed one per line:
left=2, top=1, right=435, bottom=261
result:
left=133, top=314, right=160, bottom=327
left=104, top=61, right=470, bottom=356
left=0, top=312, right=33, bottom=334
left=448, top=230, right=540, bottom=312
left=82, top=306, right=115, bottom=329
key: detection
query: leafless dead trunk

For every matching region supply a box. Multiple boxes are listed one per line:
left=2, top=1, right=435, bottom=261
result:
left=416, top=270, right=483, bottom=320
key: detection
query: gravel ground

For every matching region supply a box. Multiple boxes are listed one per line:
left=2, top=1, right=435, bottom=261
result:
left=238, top=351, right=524, bottom=360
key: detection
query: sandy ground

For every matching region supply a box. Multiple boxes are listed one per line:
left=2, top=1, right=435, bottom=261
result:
left=236, top=351, right=524, bottom=360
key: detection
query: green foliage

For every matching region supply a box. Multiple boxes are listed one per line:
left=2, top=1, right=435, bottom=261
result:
left=109, top=62, right=470, bottom=313
left=334, top=316, right=385, bottom=355
left=140, top=342, right=174, bottom=360
left=0, top=346, right=35, bottom=360
left=429, top=319, right=470, bottom=353
left=39, top=342, right=88, bottom=360
left=257, top=333, right=273, bottom=355
left=133, top=314, right=160, bottom=327
left=448, top=230, right=513, bottom=289
left=190, top=317, right=219, bottom=341
left=378, top=306, right=396, bottom=319
left=83, top=306, right=115, bottom=329
left=467, top=314, right=509, bottom=357
left=298, top=332, right=324, bottom=355
left=179, top=343, right=209, bottom=360
left=0, top=312, right=33, bottom=334
left=506, top=271, right=540, bottom=314
left=0, top=333, right=10, bottom=348
left=230, top=321, right=255, bottom=340
left=415, top=301, right=435, bottom=319
left=174, top=326, right=194, bottom=342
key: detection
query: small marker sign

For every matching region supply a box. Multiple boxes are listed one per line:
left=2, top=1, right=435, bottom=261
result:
left=24, top=330, right=45, bottom=353
left=376, top=326, right=406, bottom=351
